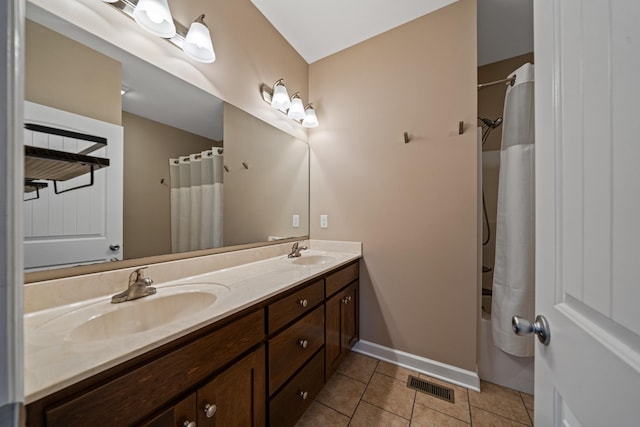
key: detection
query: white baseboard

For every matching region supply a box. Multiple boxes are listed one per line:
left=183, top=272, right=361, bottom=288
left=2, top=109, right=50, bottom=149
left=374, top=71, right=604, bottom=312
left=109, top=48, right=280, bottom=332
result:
left=352, top=340, right=481, bottom=392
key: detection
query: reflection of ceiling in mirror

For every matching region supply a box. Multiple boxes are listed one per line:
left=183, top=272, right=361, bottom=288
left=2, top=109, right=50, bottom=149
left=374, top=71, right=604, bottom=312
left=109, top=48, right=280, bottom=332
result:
left=26, top=3, right=224, bottom=141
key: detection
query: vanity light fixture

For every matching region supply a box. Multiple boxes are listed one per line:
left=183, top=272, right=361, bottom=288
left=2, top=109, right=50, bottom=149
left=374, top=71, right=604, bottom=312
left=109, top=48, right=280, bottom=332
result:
left=183, top=15, right=216, bottom=63
left=287, top=93, right=306, bottom=120
left=100, top=1, right=216, bottom=64
left=271, top=79, right=291, bottom=110
left=302, top=104, right=319, bottom=128
left=260, top=80, right=320, bottom=127
left=133, top=0, right=176, bottom=38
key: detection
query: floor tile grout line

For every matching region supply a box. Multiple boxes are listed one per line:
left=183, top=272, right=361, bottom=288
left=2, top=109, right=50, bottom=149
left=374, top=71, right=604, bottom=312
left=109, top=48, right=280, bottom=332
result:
left=519, top=391, right=534, bottom=426
left=358, top=398, right=413, bottom=422
left=335, top=369, right=374, bottom=386
left=468, top=388, right=474, bottom=427
left=412, top=398, right=472, bottom=425
left=469, top=403, right=532, bottom=427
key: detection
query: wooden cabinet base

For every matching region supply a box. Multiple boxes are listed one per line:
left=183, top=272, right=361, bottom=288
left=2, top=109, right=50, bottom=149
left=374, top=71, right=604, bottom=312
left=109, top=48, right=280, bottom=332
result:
left=269, top=349, right=325, bottom=427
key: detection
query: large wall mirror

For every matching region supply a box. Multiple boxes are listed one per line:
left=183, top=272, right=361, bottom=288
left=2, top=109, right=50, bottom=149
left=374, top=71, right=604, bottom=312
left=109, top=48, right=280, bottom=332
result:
left=24, top=3, right=309, bottom=280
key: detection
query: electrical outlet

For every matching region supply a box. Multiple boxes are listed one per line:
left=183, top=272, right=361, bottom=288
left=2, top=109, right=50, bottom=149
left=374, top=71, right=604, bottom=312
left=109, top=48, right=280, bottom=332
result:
left=292, top=214, right=300, bottom=227
left=320, top=214, right=328, bottom=228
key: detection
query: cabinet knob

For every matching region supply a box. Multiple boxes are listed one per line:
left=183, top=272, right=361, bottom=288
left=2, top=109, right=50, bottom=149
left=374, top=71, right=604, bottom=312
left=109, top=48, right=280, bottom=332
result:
left=342, top=297, right=348, bottom=304
left=298, top=390, right=309, bottom=400
left=183, top=421, right=196, bottom=427
left=298, top=299, right=308, bottom=308
left=298, top=339, right=309, bottom=349
left=203, top=403, right=217, bottom=418
left=348, top=295, right=352, bottom=302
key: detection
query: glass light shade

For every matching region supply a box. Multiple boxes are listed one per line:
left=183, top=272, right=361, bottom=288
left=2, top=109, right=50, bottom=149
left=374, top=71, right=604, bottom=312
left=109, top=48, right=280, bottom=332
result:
left=271, top=82, right=291, bottom=110
left=302, top=105, right=319, bottom=128
left=183, top=17, right=216, bottom=63
left=133, top=0, right=176, bottom=38
left=287, top=95, right=305, bottom=120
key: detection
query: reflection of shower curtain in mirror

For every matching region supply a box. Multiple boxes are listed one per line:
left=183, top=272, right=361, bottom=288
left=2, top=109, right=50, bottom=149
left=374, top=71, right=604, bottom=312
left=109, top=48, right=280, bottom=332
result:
left=169, top=148, right=223, bottom=252
left=491, top=63, right=535, bottom=357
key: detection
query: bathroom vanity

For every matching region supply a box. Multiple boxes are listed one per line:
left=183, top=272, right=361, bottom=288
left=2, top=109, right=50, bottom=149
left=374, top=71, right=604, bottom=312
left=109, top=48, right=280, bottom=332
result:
left=24, top=243, right=360, bottom=427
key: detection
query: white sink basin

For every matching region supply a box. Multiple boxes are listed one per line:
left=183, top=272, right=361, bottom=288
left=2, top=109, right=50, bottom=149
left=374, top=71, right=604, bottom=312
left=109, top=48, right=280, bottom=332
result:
left=34, top=283, right=228, bottom=343
left=290, top=255, right=336, bottom=266
left=70, top=291, right=217, bottom=341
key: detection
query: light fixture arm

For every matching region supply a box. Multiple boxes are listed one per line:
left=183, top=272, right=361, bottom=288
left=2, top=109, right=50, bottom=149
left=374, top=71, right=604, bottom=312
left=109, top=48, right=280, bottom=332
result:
left=195, top=14, right=207, bottom=27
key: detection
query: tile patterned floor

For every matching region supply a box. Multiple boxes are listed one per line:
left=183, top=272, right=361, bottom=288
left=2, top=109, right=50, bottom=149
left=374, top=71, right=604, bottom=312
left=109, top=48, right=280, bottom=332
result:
left=295, top=352, right=535, bottom=427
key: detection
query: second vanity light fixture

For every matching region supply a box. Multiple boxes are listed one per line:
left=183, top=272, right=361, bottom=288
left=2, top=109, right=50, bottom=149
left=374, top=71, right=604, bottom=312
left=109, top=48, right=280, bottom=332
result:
left=261, top=79, right=319, bottom=128
left=101, top=0, right=216, bottom=63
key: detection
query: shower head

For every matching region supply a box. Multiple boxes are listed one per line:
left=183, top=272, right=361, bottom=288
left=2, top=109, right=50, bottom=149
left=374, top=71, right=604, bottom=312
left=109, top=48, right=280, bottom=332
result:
left=478, top=117, right=503, bottom=129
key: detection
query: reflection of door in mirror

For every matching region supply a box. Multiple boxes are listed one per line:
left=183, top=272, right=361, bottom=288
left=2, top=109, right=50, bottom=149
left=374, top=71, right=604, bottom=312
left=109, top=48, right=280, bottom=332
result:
left=23, top=102, right=124, bottom=271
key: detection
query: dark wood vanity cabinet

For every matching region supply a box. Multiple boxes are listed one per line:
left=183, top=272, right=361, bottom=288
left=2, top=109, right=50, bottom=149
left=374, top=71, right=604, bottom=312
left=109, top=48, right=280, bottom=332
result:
left=141, top=347, right=265, bottom=427
left=26, top=260, right=360, bottom=427
left=326, top=274, right=359, bottom=379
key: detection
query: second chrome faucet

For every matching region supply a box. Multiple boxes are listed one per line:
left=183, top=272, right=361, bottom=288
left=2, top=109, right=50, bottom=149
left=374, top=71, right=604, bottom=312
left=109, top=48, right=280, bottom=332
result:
left=288, top=242, right=308, bottom=258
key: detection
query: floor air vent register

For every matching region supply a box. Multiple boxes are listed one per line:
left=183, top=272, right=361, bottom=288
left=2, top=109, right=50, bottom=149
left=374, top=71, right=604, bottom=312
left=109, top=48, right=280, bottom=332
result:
left=407, top=375, right=455, bottom=403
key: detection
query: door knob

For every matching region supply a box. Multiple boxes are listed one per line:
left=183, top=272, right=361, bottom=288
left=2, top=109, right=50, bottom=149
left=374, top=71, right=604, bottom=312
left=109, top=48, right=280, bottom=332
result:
left=109, top=244, right=120, bottom=251
left=512, top=315, right=550, bottom=345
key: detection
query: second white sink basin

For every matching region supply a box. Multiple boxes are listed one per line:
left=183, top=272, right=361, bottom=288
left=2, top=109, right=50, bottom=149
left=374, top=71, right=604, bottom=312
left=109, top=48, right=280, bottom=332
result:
left=290, top=255, right=336, bottom=266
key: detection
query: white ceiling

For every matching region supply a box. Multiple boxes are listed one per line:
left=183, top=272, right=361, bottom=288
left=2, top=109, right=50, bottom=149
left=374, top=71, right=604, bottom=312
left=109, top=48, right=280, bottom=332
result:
left=250, top=0, right=458, bottom=64
left=251, top=0, right=533, bottom=66
left=477, top=0, right=533, bottom=66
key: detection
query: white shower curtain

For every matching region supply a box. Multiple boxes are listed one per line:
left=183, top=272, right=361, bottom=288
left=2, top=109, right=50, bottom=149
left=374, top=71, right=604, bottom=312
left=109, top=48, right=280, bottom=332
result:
left=491, top=63, right=535, bottom=357
left=170, top=148, right=223, bottom=253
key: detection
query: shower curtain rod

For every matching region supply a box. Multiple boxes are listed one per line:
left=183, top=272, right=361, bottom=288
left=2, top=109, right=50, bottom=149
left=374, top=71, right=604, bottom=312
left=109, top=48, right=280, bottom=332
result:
left=477, top=75, right=516, bottom=90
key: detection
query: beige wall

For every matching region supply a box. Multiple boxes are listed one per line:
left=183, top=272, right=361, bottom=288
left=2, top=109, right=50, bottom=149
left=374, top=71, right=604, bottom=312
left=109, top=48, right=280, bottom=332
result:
left=122, top=112, right=219, bottom=259
left=31, top=0, right=308, bottom=141
left=25, top=20, right=121, bottom=125
left=223, top=103, right=309, bottom=246
left=478, top=53, right=533, bottom=295
left=308, top=0, right=478, bottom=371
left=478, top=52, right=534, bottom=152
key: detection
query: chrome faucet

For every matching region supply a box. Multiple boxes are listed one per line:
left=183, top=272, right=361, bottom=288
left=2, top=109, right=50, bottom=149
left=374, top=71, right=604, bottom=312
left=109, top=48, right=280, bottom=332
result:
left=288, top=242, right=308, bottom=258
left=111, top=267, right=156, bottom=303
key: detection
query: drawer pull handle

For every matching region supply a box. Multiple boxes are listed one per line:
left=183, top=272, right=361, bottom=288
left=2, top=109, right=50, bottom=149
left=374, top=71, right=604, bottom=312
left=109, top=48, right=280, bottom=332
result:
left=343, top=295, right=353, bottom=304
left=298, top=390, right=309, bottom=400
left=183, top=421, right=196, bottom=427
left=298, top=339, right=309, bottom=348
left=299, top=299, right=308, bottom=308
left=203, top=403, right=217, bottom=418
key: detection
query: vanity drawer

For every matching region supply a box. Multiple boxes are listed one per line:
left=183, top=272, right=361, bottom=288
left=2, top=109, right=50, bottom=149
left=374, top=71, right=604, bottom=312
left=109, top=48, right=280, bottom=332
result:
left=268, top=305, right=324, bottom=395
left=44, top=310, right=264, bottom=427
left=268, top=279, right=324, bottom=334
left=269, top=348, right=325, bottom=427
left=325, top=261, right=359, bottom=297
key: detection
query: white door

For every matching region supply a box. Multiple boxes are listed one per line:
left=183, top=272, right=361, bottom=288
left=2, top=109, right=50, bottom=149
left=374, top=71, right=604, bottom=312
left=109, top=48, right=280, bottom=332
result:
left=534, top=0, right=640, bottom=425
left=23, top=102, right=123, bottom=270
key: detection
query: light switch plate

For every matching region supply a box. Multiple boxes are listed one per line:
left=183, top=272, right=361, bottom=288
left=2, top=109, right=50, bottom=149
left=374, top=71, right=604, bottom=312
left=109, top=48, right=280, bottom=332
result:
left=292, top=214, right=300, bottom=227
left=320, top=214, right=328, bottom=228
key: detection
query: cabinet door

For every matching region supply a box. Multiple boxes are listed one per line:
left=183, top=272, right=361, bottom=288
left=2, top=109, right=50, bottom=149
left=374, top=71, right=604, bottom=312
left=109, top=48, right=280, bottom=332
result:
left=196, top=346, right=265, bottom=427
left=325, top=282, right=360, bottom=379
left=141, top=393, right=197, bottom=427
left=341, top=281, right=359, bottom=351
left=325, top=290, right=343, bottom=379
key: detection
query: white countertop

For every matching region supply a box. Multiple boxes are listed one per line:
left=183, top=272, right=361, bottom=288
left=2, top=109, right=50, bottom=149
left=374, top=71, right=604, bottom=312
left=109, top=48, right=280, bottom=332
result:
left=24, top=246, right=361, bottom=403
